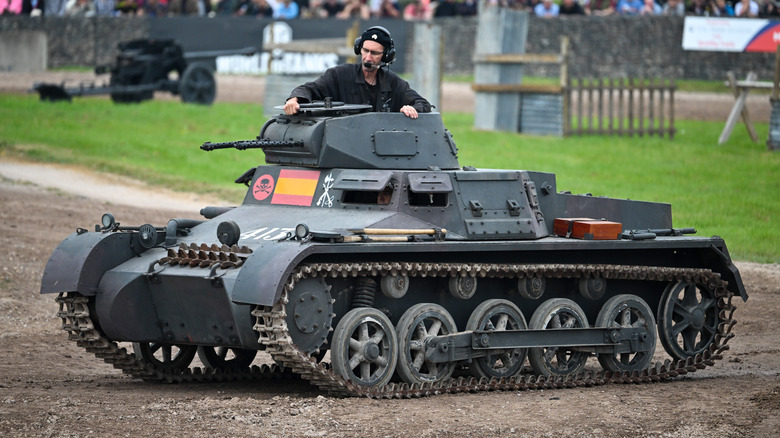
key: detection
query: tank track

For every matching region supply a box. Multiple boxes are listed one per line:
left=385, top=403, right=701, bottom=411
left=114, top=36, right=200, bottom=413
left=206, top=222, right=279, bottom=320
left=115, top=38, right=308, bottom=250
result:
left=252, top=262, right=737, bottom=398
left=55, top=293, right=290, bottom=383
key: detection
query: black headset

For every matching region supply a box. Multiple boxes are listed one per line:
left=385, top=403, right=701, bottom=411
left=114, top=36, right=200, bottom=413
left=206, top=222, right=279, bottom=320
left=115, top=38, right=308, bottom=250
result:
left=353, top=25, right=396, bottom=65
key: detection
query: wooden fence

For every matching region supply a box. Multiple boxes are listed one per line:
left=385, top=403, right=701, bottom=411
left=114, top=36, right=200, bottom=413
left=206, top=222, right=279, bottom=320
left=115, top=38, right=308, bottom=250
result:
left=473, top=35, right=677, bottom=138
left=565, top=77, right=677, bottom=139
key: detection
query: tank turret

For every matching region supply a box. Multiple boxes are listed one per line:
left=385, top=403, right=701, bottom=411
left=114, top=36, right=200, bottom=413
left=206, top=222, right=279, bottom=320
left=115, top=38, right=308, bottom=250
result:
left=205, top=103, right=460, bottom=170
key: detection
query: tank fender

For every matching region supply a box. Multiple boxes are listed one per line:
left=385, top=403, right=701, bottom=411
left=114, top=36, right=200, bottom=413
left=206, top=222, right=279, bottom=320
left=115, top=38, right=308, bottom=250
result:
left=231, top=242, right=315, bottom=306
left=708, top=244, right=748, bottom=301
left=40, top=231, right=138, bottom=296
left=94, top=270, right=163, bottom=341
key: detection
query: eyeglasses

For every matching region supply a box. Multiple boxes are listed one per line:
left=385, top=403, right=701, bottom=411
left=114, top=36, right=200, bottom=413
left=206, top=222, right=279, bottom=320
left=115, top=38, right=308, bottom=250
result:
left=361, top=47, right=383, bottom=57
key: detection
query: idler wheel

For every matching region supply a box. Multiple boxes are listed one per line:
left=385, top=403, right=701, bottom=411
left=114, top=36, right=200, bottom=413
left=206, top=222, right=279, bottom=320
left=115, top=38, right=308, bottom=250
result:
left=466, top=299, right=528, bottom=379
left=331, top=307, right=398, bottom=388
left=595, top=294, right=657, bottom=372
left=657, top=281, right=719, bottom=361
left=285, top=277, right=335, bottom=356
left=396, top=303, right=457, bottom=385
left=527, top=298, right=590, bottom=377
left=133, top=342, right=197, bottom=373
left=197, top=346, right=257, bottom=370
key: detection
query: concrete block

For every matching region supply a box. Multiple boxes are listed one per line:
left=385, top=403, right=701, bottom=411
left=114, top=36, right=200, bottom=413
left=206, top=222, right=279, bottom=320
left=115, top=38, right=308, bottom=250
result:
left=0, top=30, right=47, bottom=72
left=264, top=74, right=319, bottom=117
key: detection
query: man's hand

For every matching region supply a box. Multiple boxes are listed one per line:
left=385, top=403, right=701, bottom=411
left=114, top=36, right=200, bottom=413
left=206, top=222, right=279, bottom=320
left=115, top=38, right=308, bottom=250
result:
left=284, top=98, right=300, bottom=115
left=401, top=105, right=418, bottom=119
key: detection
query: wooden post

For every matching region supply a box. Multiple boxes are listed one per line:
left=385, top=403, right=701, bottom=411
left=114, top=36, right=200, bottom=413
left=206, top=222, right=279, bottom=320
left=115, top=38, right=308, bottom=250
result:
left=345, top=21, right=359, bottom=65
left=597, top=78, right=604, bottom=135
left=608, top=78, right=614, bottom=134
left=266, top=22, right=275, bottom=74
left=774, top=45, right=780, bottom=101
left=638, top=78, right=645, bottom=137
left=649, top=78, right=655, bottom=136
left=770, top=46, right=780, bottom=150
left=719, top=71, right=758, bottom=144
left=561, top=37, right=570, bottom=136
left=659, top=79, right=665, bottom=138
left=628, top=78, right=635, bottom=137
left=587, top=78, right=594, bottom=133
left=618, top=78, right=624, bottom=136
left=669, top=78, right=675, bottom=140
left=577, top=77, right=583, bottom=135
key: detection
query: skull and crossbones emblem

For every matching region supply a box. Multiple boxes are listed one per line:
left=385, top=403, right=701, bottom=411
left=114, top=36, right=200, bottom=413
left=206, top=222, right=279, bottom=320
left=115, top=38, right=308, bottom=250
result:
left=253, top=174, right=275, bottom=201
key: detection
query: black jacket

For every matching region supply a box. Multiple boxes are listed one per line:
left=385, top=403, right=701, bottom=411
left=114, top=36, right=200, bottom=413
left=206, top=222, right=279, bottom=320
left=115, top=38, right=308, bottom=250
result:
left=287, top=63, right=431, bottom=113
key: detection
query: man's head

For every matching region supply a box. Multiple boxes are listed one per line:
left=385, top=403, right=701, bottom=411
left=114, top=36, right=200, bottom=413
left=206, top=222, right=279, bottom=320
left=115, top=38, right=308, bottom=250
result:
left=377, top=185, right=393, bottom=205
left=353, top=26, right=396, bottom=65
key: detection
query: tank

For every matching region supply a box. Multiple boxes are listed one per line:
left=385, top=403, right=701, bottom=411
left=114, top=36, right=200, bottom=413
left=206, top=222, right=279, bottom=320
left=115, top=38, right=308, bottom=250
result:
left=42, top=103, right=747, bottom=397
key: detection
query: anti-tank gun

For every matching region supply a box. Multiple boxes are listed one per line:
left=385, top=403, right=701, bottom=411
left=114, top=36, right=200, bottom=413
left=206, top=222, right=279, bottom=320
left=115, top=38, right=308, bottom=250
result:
left=41, top=104, right=746, bottom=398
left=31, top=38, right=256, bottom=105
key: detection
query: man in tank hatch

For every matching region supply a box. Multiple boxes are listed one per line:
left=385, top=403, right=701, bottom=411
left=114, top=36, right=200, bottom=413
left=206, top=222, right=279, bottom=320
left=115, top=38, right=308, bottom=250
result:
left=283, top=25, right=432, bottom=119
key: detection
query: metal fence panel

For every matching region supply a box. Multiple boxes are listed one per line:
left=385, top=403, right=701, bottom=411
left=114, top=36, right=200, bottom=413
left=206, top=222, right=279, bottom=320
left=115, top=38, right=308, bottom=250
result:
left=520, top=94, right=563, bottom=136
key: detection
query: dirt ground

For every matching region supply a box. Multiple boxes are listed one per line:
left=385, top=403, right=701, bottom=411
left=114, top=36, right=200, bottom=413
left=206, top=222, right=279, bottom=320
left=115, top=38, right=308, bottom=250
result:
left=1, top=163, right=779, bottom=438
left=1, top=72, right=779, bottom=437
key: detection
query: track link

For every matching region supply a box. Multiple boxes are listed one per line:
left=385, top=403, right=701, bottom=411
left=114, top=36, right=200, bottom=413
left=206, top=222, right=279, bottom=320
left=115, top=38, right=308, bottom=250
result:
left=56, top=294, right=290, bottom=383
left=54, top=262, right=737, bottom=397
left=252, top=262, right=737, bottom=398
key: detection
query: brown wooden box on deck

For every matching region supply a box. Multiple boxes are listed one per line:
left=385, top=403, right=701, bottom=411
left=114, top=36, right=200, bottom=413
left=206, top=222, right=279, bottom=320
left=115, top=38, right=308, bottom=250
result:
left=553, top=218, right=595, bottom=238
left=570, top=220, right=622, bottom=240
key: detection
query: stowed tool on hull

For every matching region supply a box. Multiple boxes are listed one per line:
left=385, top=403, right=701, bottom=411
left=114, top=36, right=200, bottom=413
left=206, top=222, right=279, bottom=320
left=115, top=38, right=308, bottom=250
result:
left=41, top=103, right=746, bottom=397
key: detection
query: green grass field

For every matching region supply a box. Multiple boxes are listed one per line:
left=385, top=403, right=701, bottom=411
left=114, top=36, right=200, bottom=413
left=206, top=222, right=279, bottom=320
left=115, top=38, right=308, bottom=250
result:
left=0, top=94, right=776, bottom=262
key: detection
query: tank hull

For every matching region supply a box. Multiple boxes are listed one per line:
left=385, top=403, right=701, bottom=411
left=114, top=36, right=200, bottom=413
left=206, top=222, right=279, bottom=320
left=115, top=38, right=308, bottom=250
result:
left=41, top=110, right=746, bottom=396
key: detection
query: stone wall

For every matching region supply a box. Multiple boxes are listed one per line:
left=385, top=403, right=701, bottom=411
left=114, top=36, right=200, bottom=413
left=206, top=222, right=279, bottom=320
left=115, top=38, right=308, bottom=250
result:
left=0, top=15, right=774, bottom=80
left=0, top=16, right=148, bottom=68
left=430, top=15, right=774, bottom=81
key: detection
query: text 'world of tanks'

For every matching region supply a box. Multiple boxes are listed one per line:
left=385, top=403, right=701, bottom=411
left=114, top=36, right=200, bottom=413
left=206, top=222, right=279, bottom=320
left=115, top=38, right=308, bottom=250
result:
left=42, top=102, right=747, bottom=398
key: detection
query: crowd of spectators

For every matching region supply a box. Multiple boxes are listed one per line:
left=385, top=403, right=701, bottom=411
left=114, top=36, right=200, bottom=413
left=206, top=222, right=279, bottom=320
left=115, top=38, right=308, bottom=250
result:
left=1, top=0, right=778, bottom=18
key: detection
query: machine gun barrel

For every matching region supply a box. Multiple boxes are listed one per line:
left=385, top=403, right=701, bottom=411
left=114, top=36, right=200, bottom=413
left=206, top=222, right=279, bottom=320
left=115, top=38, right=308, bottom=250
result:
left=184, top=46, right=257, bottom=59
left=200, top=139, right=304, bottom=151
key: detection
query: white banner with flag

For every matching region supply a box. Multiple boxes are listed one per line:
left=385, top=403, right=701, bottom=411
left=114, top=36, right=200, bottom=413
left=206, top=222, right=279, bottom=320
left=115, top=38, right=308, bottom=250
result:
left=682, top=17, right=780, bottom=53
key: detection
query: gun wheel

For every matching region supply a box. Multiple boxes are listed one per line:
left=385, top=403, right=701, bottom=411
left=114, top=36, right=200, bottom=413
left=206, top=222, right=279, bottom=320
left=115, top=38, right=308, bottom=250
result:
left=180, top=62, right=216, bottom=105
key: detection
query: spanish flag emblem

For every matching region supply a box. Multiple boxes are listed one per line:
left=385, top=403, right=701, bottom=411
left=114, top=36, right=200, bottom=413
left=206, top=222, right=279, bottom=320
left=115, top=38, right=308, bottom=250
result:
left=271, top=169, right=321, bottom=206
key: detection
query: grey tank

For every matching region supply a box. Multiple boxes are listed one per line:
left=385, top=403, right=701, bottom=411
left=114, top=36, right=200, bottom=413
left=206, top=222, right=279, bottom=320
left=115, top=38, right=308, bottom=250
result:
left=41, top=104, right=747, bottom=397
